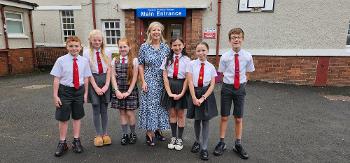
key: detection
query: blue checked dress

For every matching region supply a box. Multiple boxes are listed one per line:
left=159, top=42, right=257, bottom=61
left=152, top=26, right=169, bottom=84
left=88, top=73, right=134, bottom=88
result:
left=138, top=43, right=170, bottom=131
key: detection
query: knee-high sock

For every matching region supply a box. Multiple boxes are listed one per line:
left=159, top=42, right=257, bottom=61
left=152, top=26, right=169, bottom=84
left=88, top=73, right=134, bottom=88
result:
left=170, top=123, right=177, bottom=137
left=201, top=120, right=209, bottom=150
left=100, top=103, right=108, bottom=135
left=194, top=120, right=201, bottom=143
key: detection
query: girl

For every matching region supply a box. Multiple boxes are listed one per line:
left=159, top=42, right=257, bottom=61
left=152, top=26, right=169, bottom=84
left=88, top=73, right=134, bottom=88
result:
left=186, top=42, right=218, bottom=161
left=160, top=38, right=191, bottom=151
left=111, top=38, right=139, bottom=145
left=83, top=30, right=112, bottom=147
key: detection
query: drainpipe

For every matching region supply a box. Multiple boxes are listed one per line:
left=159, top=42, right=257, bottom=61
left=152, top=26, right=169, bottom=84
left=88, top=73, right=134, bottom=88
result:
left=0, top=5, right=9, bottom=49
left=0, top=5, right=11, bottom=74
left=215, top=0, right=222, bottom=67
left=92, top=0, right=96, bottom=29
left=28, top=10, right=36, bottom=68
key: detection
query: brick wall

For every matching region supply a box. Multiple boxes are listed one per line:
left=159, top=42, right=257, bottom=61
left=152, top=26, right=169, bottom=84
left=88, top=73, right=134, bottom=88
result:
left=0, top=50, right=9, bottom=76
left=208, top=55, right=350, bottom=86
left=185, top=9, right=203, bottom=59
left=8, top=49, right=34, bottom=74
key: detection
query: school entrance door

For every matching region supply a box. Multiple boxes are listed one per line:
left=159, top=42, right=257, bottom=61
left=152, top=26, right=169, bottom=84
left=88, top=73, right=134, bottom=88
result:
left=140, top=19, right=185, bottom=44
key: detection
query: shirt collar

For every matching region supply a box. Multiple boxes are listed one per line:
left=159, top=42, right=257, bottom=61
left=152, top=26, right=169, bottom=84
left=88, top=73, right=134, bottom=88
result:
left=174, top=53, right=182, bottom=58
left=120, top=55, right=128, bottom=60
left=231, top=49, right=242, bottom=56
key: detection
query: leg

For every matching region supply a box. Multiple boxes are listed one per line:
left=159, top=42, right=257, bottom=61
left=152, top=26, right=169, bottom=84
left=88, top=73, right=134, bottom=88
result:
left=72, top=119, right=83, bottom=153
left=191, top=120, right=201, bottom=153
left=219, top=116, right=229, bottom=140
left=92, top=104, right=102, bottom=136
left=234, top=117, right=243, bottom=140
left=72, top=119, right=81, bottom=138
left=58, top=121, right=68, bottom=141
left=169, top=108, right=177, bottom=138
left=200, top=120, right=209, bottom=160
left=100, top=103, right=108, bottom=135
left=120, top=110, right=129, bottom=145
left=126, top=110, right=137, bottom=144
left=177, top=109, right=185, bottom=139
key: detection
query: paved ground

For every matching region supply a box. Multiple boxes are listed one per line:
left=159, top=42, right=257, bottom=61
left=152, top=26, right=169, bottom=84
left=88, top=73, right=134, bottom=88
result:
left=0, top=72, right=349, bottom=163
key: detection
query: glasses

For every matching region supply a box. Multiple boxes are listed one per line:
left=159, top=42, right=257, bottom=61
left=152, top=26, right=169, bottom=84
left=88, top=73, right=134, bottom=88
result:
left=230, top=36, right=242, bottom=40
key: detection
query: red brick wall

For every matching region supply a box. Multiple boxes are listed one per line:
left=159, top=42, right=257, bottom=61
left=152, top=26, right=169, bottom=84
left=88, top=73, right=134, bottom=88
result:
left=328, top=57, right=350, bottom=86
left=207, top=56, right=350, bottom=86
left=8, top=49, right=34, bottom=74
left=185, top=9, right=203, bottom=59
left=0, top=50, right=9, bottom=76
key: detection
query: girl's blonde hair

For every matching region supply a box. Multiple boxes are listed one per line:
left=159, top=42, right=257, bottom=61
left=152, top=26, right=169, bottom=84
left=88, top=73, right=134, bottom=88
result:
left=115, top=38, right=136, bottom=84
left=88, top=30, right=110, bottom=71
left=145, top=21, right=166, bottom=44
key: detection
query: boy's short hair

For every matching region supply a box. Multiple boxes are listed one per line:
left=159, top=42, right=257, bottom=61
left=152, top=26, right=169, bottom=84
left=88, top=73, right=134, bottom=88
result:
left=228, top=28, right=245, bottom=40
left=66, top=36, right=81, bottom=46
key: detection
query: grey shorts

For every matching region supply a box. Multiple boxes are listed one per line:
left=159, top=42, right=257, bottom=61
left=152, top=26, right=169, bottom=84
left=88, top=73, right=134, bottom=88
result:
left=220, top=83, right=246, bottom=118
left=55, top=84, right=85, bottom=121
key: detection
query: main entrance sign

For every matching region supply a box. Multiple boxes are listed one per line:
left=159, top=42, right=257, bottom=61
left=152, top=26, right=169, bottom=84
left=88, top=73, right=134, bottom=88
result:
left=136, top=8, right=187, bottom=18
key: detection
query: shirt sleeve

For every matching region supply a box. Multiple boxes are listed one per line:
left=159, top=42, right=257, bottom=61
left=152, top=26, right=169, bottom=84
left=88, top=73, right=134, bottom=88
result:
left=110, top=57, right=116, bottom=67
left=186, top=61, right=193, bottom=74
left=50, top=58, right=62, bottom=77
left=218, top=55, right=225, bottom=73
left=246, top=55, right=255, bottom=72
left=211, top=65, right=218, bottom=78
left=138, top=44, right=145, bottom=65
left=83, top=59, right=93, bottom=77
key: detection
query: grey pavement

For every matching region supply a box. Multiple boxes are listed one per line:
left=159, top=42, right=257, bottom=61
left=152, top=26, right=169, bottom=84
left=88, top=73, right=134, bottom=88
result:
left=0, top=72, right=349, bottom=163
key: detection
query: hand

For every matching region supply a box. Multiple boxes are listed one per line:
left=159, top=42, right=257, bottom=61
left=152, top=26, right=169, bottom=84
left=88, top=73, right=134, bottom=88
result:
left=121, top=92, right=130, bottom=99
left=101, top=85, right=109, bottom=93
left=84, top=94, right=88, bottom=103
left=115, top=90, right=123, bottom=99
left=173, top=94, right=182, bottom=100
left=94, top=87, right=103, bottom=96
left=142, top=82, right=148, bottom=92
left=168, top=93, right=175, bottom=98
left=54, top=96, right=62, bottom=108
left=198, top=97, right=204, bottom=105
left=192, top=97, right=200, bottom=106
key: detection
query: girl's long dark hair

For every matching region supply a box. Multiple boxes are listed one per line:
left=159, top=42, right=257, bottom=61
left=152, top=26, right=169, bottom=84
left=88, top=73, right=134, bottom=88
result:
left=165, top=37, right=188, bottom=68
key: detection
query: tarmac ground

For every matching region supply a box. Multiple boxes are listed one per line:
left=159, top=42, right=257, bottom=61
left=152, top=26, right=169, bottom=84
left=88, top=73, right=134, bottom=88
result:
left=0, top=72, right=349, bottom=163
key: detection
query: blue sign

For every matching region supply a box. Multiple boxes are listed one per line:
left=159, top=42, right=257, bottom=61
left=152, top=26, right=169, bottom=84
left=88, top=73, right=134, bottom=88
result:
left=136, top=8, right=186, bottom=18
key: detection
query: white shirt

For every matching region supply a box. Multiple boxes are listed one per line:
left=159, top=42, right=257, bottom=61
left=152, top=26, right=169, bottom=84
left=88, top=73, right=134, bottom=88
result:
left=82, top=48, right=111, bottom=74
left=160, top=54, right=191, bottom=79
left=218, top=49, right=255, bottom=84
left=50, top=54, right=92, bottom=87
left=186, top=59, right=217, bottom=87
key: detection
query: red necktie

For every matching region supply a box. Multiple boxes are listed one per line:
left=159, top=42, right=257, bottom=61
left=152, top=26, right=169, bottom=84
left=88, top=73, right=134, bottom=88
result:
left=73, top=58, right=80, bottom=90
left=234, top=53, right=240, bottom=89
left=198, top=63, right=205, bottom=87
left=173, top=56, right=179, bottom=79
left=96, top=51, right=103, bottom=74
left=122, top=57, right=125, bottom=64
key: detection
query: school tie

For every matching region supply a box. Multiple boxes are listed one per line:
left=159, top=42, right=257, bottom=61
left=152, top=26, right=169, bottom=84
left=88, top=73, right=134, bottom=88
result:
left=122, top=57, right=126, bottom=64
left=173, top=56, right=179, bottom=79
left=234, top=53, right=240, bottom=89
left=73, top=58, right=80, bottom=90
left=96, top=51, right=103, bottom=74
left=198, top=63, right=205, bottom=87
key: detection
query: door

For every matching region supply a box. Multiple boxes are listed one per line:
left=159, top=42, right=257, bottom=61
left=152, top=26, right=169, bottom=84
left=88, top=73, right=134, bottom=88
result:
left=142, top=19, right=185, bottom=44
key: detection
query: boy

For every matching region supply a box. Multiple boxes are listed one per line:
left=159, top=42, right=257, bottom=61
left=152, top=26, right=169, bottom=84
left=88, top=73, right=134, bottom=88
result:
left=50, top=36, right=92, bottom=157
left=214, top=28, right=255, bottom=159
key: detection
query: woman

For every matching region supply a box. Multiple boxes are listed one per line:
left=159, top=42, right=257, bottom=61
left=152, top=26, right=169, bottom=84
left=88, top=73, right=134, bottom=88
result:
left=138, top=21, right=170, bottom=146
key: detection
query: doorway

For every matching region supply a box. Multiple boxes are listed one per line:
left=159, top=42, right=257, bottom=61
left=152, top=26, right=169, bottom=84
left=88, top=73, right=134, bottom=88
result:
left=141, top=19, right=185, bottom=44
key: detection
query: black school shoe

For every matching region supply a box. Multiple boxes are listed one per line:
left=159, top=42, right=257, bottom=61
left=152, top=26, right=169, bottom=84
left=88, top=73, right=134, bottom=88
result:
left=129, top=133, right=137, bottom=144
left=121, top=134, right=129, bottom=145
left=213, top=142, right=227, bottom=156
left=200, top=150, right=209, bottom=161
left=155, top=130, right=166, bottom=141
left=54, top=140, right=68, bottom=157
left=72, top=138, right=83, bottom=153
left=191, top=142, right=201, bottom=153
left=233, top=144, right=249, bottom=159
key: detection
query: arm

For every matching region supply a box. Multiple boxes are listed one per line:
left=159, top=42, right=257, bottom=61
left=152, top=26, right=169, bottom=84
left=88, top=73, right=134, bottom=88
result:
left=89, top=76, right=103, bottom=95
left=173, top=77, right=188, bottom=100
left=53, top=77, right=62, bottom=108
left=139, top=64, right=148, bottom=92
left=163, top=70, right=174, bottom=97
left=84, top=77, right=89, bottom=103
left=110, top=63, right=123, bottom=99
left=187, top=72, right=200, bottom=106
left=101, top=65, right=111, bottom=93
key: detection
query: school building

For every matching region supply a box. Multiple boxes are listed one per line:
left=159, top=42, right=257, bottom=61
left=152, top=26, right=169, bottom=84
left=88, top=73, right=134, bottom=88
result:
left=4, top=0, right=350, bottom=86
left=0, top=0, right=37, bottom=76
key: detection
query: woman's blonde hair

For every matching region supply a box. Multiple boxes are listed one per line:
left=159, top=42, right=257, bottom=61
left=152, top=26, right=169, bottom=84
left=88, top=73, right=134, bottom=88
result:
left=145, top=21, right=166, bottom=44
left=88, top=30, right=110, bottom=71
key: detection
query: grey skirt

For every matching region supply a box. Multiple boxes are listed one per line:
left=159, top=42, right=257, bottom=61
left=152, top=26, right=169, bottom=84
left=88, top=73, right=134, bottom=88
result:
left=160, top=78, right=188, bottom=110
left=186, top=86, right=218, bottom=120
left=88, top=73, right=111, bottom=105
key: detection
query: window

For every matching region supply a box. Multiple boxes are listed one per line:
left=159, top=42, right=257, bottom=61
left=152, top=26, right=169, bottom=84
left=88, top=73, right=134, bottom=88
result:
left=347, top=21, right=350, bottom=46
left=61, top=10, right=75, bottom=42
left=102, top=20, right=121, bottom=46
left=5, top=12, right=24, bottom=35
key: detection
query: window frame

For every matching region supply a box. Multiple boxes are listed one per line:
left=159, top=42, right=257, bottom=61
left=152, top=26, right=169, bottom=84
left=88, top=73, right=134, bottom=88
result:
left=60, top=10, right=76, bottom=43
left=101, top=20, right=121, bottom=46
left=5, top=11, right=26, bottom=38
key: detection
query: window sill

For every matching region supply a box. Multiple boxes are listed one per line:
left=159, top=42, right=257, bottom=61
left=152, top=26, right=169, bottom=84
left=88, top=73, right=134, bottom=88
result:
left=8, top=34, right=29, bottom=39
